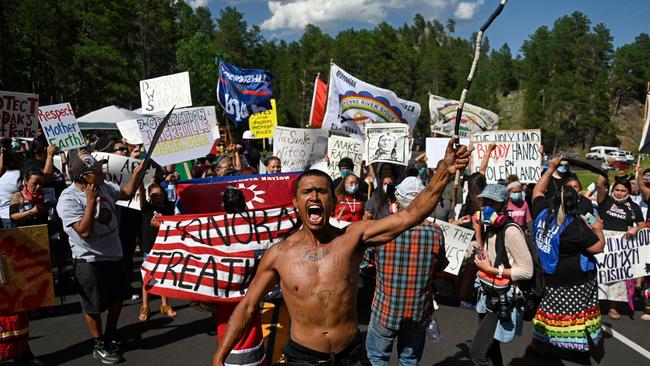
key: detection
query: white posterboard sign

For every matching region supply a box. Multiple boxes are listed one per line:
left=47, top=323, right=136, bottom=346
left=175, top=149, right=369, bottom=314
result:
left=433, top=219, right=475, bottom=276
left=135, top=106, right=219, bottom=167
left=470, top=129, right=542, bottom=183
left=595, top=229, right=650, bottom=284
left=140, top=71, right=192, bottom=114
left=116, top=119, right=143, bottom=145
left=328, top=135, right=363, bottom=179
left=0, top=90, right=39, bottom=138
left=91, top=152, right=156, bottom=210
left=273, top=126, right=328, bottom=172
left=425, top=137, right=470, bottom=169
left=37, top=103, right=84, bottom=151
left=365, top=123, right=411, bottom=166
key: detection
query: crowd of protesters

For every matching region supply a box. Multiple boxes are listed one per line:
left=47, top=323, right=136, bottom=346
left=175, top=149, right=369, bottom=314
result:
left=1, top=128, right=650, bottom=366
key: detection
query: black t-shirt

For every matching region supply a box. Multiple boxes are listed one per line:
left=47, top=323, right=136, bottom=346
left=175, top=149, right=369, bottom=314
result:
left=140, top=201, right=175, bottom=254
left=578, top=196, right=595, bottom=217
left=597, top=195, right=643, bottom=231
left=532, top=197, right=599, bottom=287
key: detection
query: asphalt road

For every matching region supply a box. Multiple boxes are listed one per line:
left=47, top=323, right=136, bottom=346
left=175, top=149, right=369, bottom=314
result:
left=6, top=273, right=650, bottom=366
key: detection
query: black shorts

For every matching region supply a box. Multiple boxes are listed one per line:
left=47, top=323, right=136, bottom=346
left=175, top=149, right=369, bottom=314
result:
left=74, top=259, right=130, bottom=314
left=275, top=333, right=370, bottom=366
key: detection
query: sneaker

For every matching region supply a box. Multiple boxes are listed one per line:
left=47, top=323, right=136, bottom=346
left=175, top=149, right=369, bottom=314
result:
left=104, top=332, right=123, bottom=353
left=93, top=340, right=121, bottom=364
left=641, top=314, right=650, bottom=321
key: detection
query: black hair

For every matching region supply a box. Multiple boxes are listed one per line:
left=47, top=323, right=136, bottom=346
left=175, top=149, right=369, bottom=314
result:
left=405, top=167, right=419, bottom=177
left=338, top=157, right=354, bottom=169
left=2, top=151, right=21, bottom=172
left=334, top=173, right=362, bottom=201
left=293, top=169, right=336, bottom=202
left=565, top=177, right=583, bottom=191
left=612, top=177, right=632, bottom=194
left=223, top=188, right=246, bottom=214
left=547, top=185, right=580, bottom=226
left=467, top=172, right=487, bottom=212
left=643, top=168, right=650, bottom=175
left=370, top=184, right=396, bottom=219
left=147, top=183, right=168, bottom=198
left=23, top=168, right=43, bottom=182
left=266, top=156, right=281, bottom=166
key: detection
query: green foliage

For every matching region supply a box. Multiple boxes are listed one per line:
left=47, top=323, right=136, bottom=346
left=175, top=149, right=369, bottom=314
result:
left=0, top=2, right=647, bottom=152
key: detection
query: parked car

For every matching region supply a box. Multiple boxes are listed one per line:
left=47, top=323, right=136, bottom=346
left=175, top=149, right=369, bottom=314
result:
left=619, top=150, right=635, bottom=162
left=606, top=151, right=627, bottom=162
left=586, top=146, right=618, bottom=160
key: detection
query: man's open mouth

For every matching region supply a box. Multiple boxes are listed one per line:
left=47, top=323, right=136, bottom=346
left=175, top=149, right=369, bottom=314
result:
left=307, top=204, right=324, bottom=224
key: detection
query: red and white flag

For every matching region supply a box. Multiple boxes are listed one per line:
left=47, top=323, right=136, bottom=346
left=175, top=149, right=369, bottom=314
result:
left=309, top=74, right=328, bottom=128
left=141, top=207, right=298, bottom=303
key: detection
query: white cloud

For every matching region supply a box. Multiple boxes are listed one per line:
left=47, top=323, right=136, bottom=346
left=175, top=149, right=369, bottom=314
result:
left=454, top=0, right=484, bottom=20
left=261, top=0, right=455, bottom=31
left=187, top=0, right=210, bottom=8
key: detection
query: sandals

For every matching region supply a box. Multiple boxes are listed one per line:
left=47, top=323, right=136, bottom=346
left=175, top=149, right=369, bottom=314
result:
left=160, top=304, right=177, bottom=318
left=139, top=306, right=149, bottom=321
left=608, top=309, right=621, bottom=320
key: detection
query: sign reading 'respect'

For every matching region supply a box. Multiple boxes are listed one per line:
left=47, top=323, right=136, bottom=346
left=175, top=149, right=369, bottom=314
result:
left=38, top=103, right=84, bottom=150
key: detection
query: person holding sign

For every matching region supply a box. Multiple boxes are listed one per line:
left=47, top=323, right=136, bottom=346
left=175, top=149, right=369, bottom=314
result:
left=529, top=156, right=605, bottom=360
left=56, top=154, right=145, bottom=365
left=213, top=139, right=470, bottom=366
left=595, top=174, right=646, bottom=319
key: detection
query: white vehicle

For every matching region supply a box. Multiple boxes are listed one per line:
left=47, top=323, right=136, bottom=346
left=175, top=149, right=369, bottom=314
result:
left=606, top=151, right=627, bottom=162
left=619, top=150, right=635, bottom=162
left=586, top=146, right=618, bottom=160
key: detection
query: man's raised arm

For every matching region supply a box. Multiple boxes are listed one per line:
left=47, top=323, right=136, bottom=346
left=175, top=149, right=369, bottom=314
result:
left=213, top=243, right=281, bottom=366
left=361, top=138, right=469, bottom=245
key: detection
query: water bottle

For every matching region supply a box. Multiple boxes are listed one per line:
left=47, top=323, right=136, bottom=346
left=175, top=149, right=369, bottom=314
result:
left=166, top=181, right=176, bottom=202
left=426, top=319, right=443, bottom=343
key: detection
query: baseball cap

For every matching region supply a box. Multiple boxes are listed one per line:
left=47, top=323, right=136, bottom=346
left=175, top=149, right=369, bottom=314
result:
left=70, top=154, right=107, bottom=180
left=242, top=130, right=255, bottom=140
left=478, top=184, right=509, bottom=202
left=395, top=176, right=425, bottom=207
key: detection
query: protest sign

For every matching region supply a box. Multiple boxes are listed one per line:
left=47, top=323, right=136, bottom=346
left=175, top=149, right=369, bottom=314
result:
left=217, top=61, right=272, bottom=127
left=595, top=229, right=650, bottom=284
left=249, top=99, right=277, bottom=138
left=0, top=225, right=54, bottom=313
left=116, top=119, right=143, bottom=145
left=0, top=90, right=39, bottom=138
left=37, top=102, right=84, bottom=150
left=470, top=129, right=542, bottom=183
left=92, top=152, right=156, bottom=210
left=322, top=64, right=420, bottom=137
left=425, top=137, right=470, bottom=169
left=328, top=135, right=363, bottom=179
left=273, top=126, right=328, bottom=172
left=140, top=71, right=192, bottom=114
left=141, top=207, right=298, bottom=302
left=365, top=123, right=411, bottom=166
left=176, top=172, right=300, bottom=214
left=433, top=220, right=475, bottom=275
left=429, top=94, right=499, bottom=138
left=134, top=106, right=219, bottom=166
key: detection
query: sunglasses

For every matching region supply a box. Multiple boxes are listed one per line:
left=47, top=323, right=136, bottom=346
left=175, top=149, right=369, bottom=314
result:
left=113, top=147, right=128, bottom=152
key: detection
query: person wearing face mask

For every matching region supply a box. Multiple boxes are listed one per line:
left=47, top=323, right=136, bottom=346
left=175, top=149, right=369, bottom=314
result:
left=565, top=177, right=597, bottom=217
left=544, top=161, right=575, bottom=201
left=595, top=174, right=646, bottom=320
left=505, top=181, right=531, bottom=230
left=364, top=175, right=397, bottom=220
left=332, top=157, right=369, bottom=195
left=334, top=173, right=366, bottom=223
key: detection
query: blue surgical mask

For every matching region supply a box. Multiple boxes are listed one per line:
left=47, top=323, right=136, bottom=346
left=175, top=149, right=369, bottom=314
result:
left=510, top=192, right=522, bottom=201
left=340, top=169, right=351, bottom=178
left=346, top=184, right=358, bottom=195
left=418, top=167, right=427, bottom=176
left=557, top=165, right=568, bottom=173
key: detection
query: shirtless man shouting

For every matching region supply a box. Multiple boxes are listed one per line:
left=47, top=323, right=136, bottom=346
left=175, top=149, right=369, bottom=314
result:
left=213, top=139, right=469, bottom=366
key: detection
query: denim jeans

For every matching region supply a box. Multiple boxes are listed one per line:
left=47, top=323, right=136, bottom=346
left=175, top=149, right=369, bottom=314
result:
left=365, top=314, right=426, bottom=366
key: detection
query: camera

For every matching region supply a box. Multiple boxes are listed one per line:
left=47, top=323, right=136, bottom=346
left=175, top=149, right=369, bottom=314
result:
left=487, top=293, right=513, bottom=322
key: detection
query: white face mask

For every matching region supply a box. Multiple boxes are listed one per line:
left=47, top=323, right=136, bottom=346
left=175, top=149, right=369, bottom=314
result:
left=383, top=184, right=388, bottom=193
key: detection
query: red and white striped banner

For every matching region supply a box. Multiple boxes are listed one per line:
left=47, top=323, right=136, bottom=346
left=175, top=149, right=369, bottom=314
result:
left=142, top=207, right=298, bottom=302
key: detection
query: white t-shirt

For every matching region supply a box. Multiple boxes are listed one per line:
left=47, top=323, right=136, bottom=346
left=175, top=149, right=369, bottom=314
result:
left=0, top=170, right=20, bottom=219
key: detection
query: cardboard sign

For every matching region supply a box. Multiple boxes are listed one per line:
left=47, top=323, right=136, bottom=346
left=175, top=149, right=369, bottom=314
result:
left=429, top=94, right=499, bottom=138
left=365, top=123, right=411, bottom=166
left=595, top=229, right=650, bottom=284
left=135, top=106, right=219, bottom=166
left=92, top=152, right=156, bottom=210
left=249, top=99, right=277, bottom=139
left=470, top=129, right=542, bottom=183
left=433, top=220, right=475, bottom=275
left=0, top=90, right=39, bottom=137
left=273, top=126, right=328, bottom=172
left=141, top=207, right=298, bottom=302
left=37, top=102, right=84, bottom=150
left=0, top=225, right=54, bottom=313
left=328, top=135, right=363, bottom=179
left=116, top=119, right=143, bottom=145
left=140, top=71, right=192, bottom=114
left=425, top=137, right=470, bottom=168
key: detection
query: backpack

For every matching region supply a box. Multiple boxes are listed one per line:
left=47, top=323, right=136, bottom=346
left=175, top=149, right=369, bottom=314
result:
left=494, top=219, right=545, bottom=321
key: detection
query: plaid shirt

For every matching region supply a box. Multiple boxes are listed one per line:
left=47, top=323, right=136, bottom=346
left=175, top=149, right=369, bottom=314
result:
left=368, top=220, right=445, bottom=330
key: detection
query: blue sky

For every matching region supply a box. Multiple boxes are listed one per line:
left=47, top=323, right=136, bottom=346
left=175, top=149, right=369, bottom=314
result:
left=197, top=0, right=650, bottom=55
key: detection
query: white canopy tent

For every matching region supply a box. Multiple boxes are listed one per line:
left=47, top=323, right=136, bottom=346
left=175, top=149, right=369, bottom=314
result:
left=77, top=105, right=143, bottom=130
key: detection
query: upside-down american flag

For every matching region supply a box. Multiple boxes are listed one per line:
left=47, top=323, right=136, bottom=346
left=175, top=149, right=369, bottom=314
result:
left=141, top=207, right=298, bottom=303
